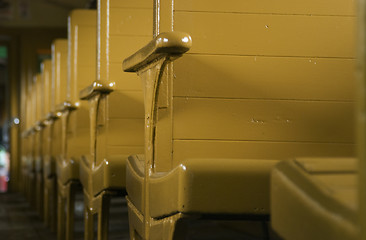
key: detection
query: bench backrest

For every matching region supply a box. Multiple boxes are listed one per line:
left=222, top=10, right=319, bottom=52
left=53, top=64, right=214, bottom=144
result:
left=152, top=0, right=356, bottom=172
left=52, top=39, right=68, bottom=110
left=66, top=9, right=96, bottom=159
left=41, top=60, right=52, bottom=120
left=51, top=39, right=68, bottom=158
left=32, top=74, right=42, bottom=162
left=358, top=1, right=366, bottom=237
left=87, top=0, right=152, bottom=165
left=41, top=60, right=52, bottom=162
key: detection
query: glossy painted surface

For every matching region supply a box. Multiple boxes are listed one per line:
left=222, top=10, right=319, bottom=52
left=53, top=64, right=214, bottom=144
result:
left=58, top=9, right=96, bottom=184
left=56, top=9, right=97, bottom=240
left=124, top=0, right=356, bottom=239
left=123, top=31, right=192, bottom=240
left=271, top=158, right=358, bottom=240
left=78, top=1, right=151, bottom=239
left=39, top=60, right=56, bottom=229
left=357, top=0, right=366, bottom=238
left=53, top=39, right=68, bottom=110
left=174, top=0, right=355, bottom=15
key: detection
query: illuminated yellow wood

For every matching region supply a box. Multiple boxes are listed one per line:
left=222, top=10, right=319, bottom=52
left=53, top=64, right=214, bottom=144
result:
left=109, top=9, right=152, bottom=36
left=357, top=0, right=366, bottom=238
left=52, top=39, right=68, bottom=108
left=42, top=60, right=52, bottom=118
left=56, top=9, right=97, bottom=240
left=174, top=56, right=355, bottom=101
left=271, top=158, right=358, bottom=240
left=175, top=13, right=355, bottom=58
left=172, top=140, right=355, bottom=166
left=78, top=1, right=152, bottom=239
left=34, top=73, right=44, bottom=218
left=175, top=0, right=355, bottom=16
left=123, top=0, right=356, bottom=238
left=173, top=98, right=354, bottom=143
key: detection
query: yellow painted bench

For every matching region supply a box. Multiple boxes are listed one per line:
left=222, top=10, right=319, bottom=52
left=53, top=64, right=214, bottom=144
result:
left=40, top=59, right=58, bottom=230
left=46, top=38, right=68, bottom=239
left=271, top=158, right=357, bottom=240
left=34, top=67, right=47, bottom=219
left=20, top=66, right=33, bottom=196
left=271, top=0, right=361, bottom=238
left=56, top=9, right=97, bottom=240
left=24, top=74, right=40, bottom=207
left=123, top=0, right=356, bottom=238
left=20, top=72, right=35, bottom=200
left=79, top=1, right=151, bottom=239
left=358, top=1, right=366, bottom=237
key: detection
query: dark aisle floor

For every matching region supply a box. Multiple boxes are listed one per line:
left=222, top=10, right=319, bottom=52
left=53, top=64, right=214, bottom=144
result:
left=0, top=192, right=56, bottom=240
left=0, top=191, right=130, bottom=240
left=0, top=192, right=281, bottom=240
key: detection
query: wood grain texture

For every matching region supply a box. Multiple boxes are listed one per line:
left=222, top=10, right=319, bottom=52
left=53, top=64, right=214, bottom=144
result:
left=174, top=12, right=355, bottom=58
left=174, top=55, right=355, bottom=101
left=174, top=0, right=355, bottom=16
left=108, top=90, right=144, bottom=119
left=173, top=98, right=354, bottom=143
left=172, top=140, right=355, bottom=166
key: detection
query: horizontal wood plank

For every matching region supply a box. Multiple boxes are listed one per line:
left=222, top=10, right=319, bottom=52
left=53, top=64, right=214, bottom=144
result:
left=70, top=10, right=96, bottom=26
left=107, top=146, right=144, bottom=157
left=172, top=140, right=355, bottom=167
left=107, top=118, right=145, bottom=146
left=174, top=0, right=355, bottom=16
left=173, top=98, right=355, bottom=143
left=174, top=12, right=355, bottom=58
left=109, top=36, right=151, bottom=63
left=110, top=63, right=142, bottom=91
left=108, top=90, right=144, bottom=119
left=173, top=55, right=355, bottom=101
left=110, top=0, right=152, bottom=9
left=110, top=8, right=152, bottom=36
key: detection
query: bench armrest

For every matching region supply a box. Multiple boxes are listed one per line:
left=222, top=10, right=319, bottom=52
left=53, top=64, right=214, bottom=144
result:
left=55, top=101, right=78, bottom=113
left=123, top=32, right=192, bottom=73
left=79, top=81, right=114, bottom=100
left=21, top=128, right=33, bottom=138
left=122, top=32, right=192, bottom=190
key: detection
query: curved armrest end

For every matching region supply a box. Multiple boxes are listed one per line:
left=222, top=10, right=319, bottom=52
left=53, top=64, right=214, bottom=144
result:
left=123, top=32, right=192, bottom=73
left=79, top=81, right=115, bottom=100
left=55, top=101, right=78, bottom=113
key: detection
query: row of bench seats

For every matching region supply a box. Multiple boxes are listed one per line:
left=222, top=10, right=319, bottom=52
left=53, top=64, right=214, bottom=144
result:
left=19, top=0, right=360, bottom=239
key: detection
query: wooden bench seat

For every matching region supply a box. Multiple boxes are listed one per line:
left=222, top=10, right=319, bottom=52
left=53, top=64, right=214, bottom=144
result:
left=45, top=38, right=68, bottom=239
left=271, top=158, right=358, bottom=240
left=128, top=155, right=277, bottom=217
left=78, top=1, right=151, bottom=239
left=35, top=68, right=47, bottom=219
left=122, top=0, right=355, bottom=238
left=24, top=74, right=41, bottom=208
left=55, top=9, right=97, bottom=240
left=41, top=56, right=59, bottom=231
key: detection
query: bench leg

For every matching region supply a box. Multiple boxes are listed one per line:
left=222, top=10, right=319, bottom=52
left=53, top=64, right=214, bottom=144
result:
left=66, top=182, right=77, bottom=240
left=51, top=177, right=58, bottom=232
left=97, top=193, right=110, bottom=240
left=84, top=198, right=94, bottom=240
left=44, top=180, right=49, bottom=226
left=57, top=188, right=66, bottom=240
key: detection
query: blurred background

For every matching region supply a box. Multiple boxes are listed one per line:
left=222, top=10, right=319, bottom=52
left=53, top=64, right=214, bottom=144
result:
left=0, top=0, right=96, bottom=193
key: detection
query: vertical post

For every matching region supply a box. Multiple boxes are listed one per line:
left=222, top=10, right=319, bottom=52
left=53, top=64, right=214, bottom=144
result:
left=57, top=191, right=66, bottom=240
left=66, top=182, right=76, bottom=240
left=357, top=0, right=366, bottom=238
left=84, top=200, right=94, bottom=240
left=97, top=193, right=110, bottom=240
